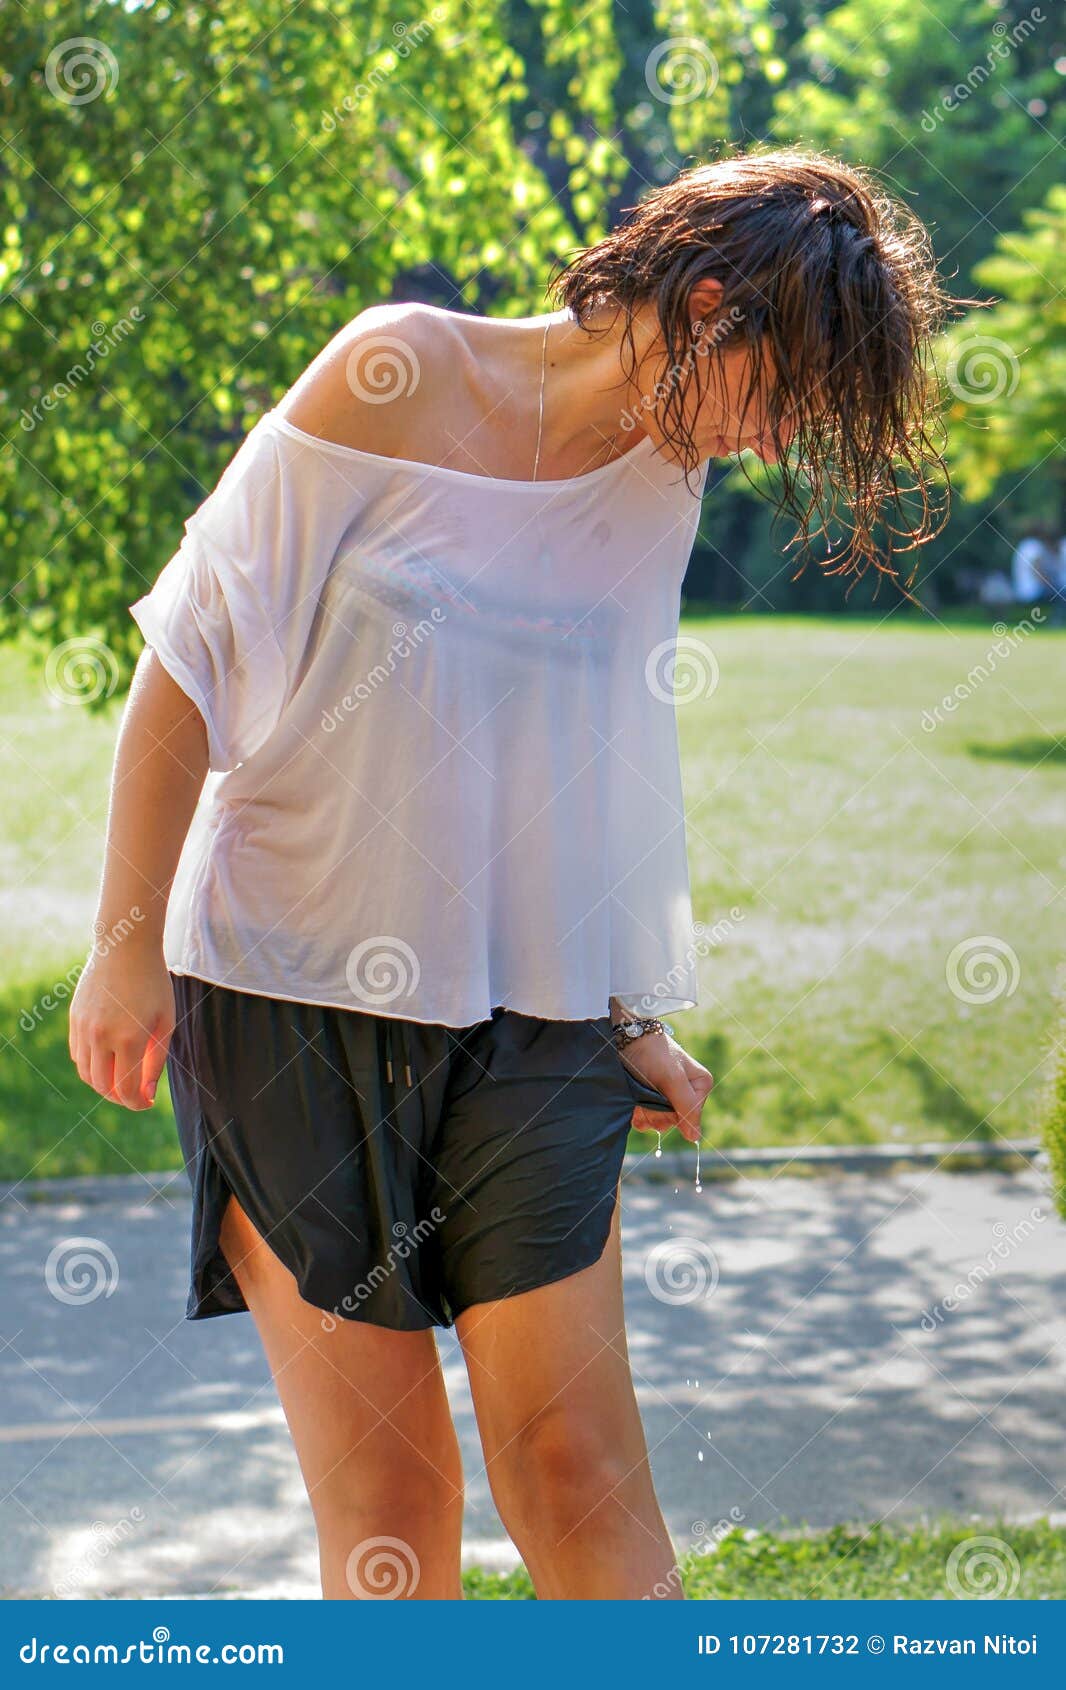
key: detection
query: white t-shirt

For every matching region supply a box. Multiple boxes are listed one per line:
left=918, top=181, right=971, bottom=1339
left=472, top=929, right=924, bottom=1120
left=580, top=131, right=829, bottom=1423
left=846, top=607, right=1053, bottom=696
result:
left=130, top=408, right=709, bottom=1025
left=1011, top=537, right=1051, bottom=602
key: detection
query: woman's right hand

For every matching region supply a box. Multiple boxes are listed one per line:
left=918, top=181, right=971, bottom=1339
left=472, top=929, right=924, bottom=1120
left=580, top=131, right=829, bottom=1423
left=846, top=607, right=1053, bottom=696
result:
left=69, top=936, right=176, bottom=1110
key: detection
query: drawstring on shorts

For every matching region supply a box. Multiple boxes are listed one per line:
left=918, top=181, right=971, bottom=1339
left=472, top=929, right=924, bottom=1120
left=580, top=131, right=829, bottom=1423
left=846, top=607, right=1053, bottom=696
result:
left=382, top=1017, right=414, bottom=1090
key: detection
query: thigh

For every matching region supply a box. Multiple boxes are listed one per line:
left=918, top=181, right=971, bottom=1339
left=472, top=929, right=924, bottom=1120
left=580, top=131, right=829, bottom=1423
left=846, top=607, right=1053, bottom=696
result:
left=454, top=1192, right=649, bottom=1469
left=218, top=1195, right=461, bottom=1510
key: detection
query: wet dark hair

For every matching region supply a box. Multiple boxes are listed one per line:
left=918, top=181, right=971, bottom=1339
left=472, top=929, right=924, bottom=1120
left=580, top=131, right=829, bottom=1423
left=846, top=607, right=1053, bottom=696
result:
left=548, top=146, right=957, bottom=592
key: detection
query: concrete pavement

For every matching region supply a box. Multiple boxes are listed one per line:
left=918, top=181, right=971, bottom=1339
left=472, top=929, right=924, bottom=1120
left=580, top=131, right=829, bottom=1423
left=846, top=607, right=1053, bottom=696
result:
left=0, top=1160, right=1062, bottom=1597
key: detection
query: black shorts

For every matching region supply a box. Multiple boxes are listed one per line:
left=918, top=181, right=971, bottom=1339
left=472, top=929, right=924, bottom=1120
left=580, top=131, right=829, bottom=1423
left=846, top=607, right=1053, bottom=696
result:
left=165, top=974, right=671, bottom=1331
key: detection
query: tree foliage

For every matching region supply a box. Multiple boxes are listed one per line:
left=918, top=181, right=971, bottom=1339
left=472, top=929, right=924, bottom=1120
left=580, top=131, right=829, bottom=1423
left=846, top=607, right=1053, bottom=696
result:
left=0, top=0, right=625, bottom=661
left=2, top=0, right=1062, bottom=645
left=938, top=184, right=1066, bottom=512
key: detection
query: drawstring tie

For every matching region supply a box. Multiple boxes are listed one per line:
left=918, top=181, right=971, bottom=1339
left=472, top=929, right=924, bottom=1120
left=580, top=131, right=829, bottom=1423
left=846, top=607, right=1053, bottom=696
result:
left=383, top=1018, right=413, bottom=1090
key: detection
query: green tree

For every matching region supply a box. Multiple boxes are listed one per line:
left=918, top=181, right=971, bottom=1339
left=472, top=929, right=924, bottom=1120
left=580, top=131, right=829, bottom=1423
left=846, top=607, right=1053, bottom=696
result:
left=1, top=0, right=628, bottom=666
left=772, top=0, right=1062, bottom=285
left=938, top=183, right=1066, bottom=517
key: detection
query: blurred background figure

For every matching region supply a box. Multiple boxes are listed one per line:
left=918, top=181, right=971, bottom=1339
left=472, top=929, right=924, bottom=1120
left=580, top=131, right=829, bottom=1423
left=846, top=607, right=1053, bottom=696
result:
left=1011, top=522, right=1066, bottom=623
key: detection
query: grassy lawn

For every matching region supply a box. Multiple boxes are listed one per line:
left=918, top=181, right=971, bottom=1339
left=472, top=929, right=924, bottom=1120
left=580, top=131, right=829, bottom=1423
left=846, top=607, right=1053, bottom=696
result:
left=1, top=614, right=1062, bottom=1179
left=461, top=1518, right=1066, bottom=1599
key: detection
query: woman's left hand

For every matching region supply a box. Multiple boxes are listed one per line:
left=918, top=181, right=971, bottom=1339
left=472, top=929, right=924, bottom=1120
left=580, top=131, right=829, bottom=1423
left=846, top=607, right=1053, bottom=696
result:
left=620, top=1029, right=713, bottom=1144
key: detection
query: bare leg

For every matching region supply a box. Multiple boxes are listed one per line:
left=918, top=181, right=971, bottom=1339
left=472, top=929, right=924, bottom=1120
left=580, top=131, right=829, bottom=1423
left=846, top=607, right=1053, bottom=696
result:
left=218, top=1195, right=464, bottom=1599
left=455, top=1191, right=681, bottom=1599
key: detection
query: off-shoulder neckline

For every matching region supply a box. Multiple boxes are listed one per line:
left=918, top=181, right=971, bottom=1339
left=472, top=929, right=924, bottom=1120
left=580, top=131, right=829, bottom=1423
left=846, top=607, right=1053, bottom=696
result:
left=261, top=407, right=660, bottom=492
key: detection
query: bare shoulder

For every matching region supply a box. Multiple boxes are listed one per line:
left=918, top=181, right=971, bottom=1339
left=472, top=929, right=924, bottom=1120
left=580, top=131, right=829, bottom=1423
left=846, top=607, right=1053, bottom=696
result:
left=276, top=303, right=466, bottom=457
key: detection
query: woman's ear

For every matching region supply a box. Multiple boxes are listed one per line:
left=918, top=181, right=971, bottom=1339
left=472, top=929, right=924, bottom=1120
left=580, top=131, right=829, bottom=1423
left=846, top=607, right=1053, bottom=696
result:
left=687, top=276, right=725, bottom=333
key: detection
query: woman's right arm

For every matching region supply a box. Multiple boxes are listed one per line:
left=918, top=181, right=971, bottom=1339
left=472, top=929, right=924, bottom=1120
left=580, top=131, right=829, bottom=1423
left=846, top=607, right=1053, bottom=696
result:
left=69, top=648, right=210, bottom=1111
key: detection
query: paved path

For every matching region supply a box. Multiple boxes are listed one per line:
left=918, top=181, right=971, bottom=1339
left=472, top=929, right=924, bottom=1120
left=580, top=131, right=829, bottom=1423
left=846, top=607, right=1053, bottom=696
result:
left=0, top=1162, right=1061, bottom=1597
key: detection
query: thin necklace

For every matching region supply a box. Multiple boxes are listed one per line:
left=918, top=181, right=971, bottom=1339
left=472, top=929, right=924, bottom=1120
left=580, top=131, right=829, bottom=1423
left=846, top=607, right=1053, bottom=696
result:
left=532, top=315, right=551, bottom=481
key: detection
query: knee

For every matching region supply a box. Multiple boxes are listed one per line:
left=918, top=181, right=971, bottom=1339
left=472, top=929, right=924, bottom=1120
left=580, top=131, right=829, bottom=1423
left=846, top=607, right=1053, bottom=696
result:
left=488, top=1407, right=633, bottom=1542
left=314, top=1431, right=461, bottom=1529
left=312, top=1453, right=463, bottom=1586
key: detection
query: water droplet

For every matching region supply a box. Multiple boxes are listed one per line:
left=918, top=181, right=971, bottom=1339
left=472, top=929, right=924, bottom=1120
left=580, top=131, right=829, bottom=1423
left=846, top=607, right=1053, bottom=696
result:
left=697, top=1450, right=704, bottom=1462
left=654, top=1130, right=662, bottom=1159
left=694, top=1142, right=702, bottom=1194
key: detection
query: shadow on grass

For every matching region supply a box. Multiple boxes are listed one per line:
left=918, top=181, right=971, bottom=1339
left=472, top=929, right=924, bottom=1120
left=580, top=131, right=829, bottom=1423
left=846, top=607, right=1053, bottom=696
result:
left=636, top=1025, right=1004, bottom=1158
left=966, top=734, right=1066, bottom=766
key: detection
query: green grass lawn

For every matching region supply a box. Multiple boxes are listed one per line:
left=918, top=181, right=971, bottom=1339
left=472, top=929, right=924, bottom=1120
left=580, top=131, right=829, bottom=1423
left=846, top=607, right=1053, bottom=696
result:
left=461, top=1518, right=1066, bottom=1599
left=1, top=614, right=1062, bottom=1179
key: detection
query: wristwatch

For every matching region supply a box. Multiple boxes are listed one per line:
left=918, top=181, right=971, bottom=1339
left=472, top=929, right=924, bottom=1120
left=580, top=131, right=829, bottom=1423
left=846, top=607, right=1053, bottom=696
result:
left=611, top=1015, right=674, bottom=1052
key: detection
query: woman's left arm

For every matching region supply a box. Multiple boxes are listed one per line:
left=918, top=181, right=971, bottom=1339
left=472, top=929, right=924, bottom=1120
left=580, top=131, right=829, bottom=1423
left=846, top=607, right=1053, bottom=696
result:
left=609, top=997, right=714, bottom=1143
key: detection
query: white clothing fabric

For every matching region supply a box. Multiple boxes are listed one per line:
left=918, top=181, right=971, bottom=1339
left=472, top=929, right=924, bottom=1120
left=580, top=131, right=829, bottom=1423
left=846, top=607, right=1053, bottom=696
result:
left=130, top=408, right=709, bottom=1025
left=1011, top=536, right=1053, bottom=603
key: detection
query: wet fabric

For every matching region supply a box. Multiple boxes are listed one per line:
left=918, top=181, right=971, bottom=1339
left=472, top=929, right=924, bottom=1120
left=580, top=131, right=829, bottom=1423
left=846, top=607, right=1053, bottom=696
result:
left=129, top=404, right=709, bottom=1025
left=166, top=972, right=673, bottom=1331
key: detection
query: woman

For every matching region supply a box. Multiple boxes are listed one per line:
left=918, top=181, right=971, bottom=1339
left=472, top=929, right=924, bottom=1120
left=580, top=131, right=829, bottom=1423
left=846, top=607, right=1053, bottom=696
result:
left=69, top=148, right=947, bottom=1600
